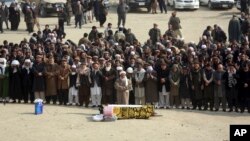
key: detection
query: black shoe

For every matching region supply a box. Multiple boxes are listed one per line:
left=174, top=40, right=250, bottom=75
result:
left=92, top=105, right=96, bottom=108
left=228, top=109, right=233, bottom=112
left=187, top=107, right=190, bottom=110
left=223, top=109, right=226, bottom=112
left=203, top=108, right=207, bottom=111
left=181, top=107, right=185, bottom=109
left=192, top=107, right=196, bottom=110
left=159, top=107, right=164, bottom=109
left=240, top=110, right=244, bottom=113
left=198, top=107, right=202, bottom=111
left=215, top=109, right=219, bottom=112
left=235, top=109, right=239, bottom=113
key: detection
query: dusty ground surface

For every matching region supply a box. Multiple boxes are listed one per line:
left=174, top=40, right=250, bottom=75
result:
left=0, top=5, right=249, bottom=141
left=0, top=104, right=249, bottom=141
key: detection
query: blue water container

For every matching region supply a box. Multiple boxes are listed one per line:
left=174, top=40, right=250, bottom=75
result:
left=34, top=99, right=43, bottom=115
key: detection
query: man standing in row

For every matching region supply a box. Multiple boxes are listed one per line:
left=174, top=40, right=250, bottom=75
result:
left=0, top=2, right=9, bottom=31
left=117, top=0, right=128, bottom=28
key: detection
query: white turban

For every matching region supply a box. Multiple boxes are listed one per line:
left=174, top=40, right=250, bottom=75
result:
left=147, top=66, right=154, bottom=72
left=116, top=66, right=123, bottom=71
left=126, top=67, right=133, bottom=73
left=11, top=60, right=20, bottom=66
left=201, top=44, right=207, bottom=49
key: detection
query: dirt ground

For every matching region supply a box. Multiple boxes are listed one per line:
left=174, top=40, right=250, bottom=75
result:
left=0, top=5, right=249, bottom=141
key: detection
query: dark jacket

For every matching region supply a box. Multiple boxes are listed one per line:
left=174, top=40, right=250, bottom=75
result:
left=157, top=68, right=170, bottom=92
left=90, top=70, right=102, bottom=87
left=117, top=2, right=128, bottom=15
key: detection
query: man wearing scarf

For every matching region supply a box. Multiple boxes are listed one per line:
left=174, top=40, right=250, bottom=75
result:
left=101, top=60, right=116, bottom=104
left=224, top=64, right=238, bottom=112
left=202, top=63, right=214, bottom=111
left=9, top=60, right=22, bottom=103
left=115, top=71, right=132, bottom=104
left=90, top=62, right=102, bottom=107
left=169, top=64, right=180, bottom=108
left=0, top=58, right=9, bottom=102
left=190, top=62, right=203, bottom=110
left=33, top=54, right=46, bottom=101
left=213, top=64, right=226, bottom=112
left=44, top=56, right=59, bottom=104
left=134, top=61, right=146, bottom=105
left=21, top=59, right=34, bottom=103
left=57, top=58, right=70, bottom=105
left=77, top=62, right=91, bottom=107
left=68, top=65, right=79, bottom=105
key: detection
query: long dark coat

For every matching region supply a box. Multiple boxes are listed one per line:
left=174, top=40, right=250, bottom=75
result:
left=21, top=68, right=34, bottom=92
left=157, top=68, right=170, bottom=92
left=203, top=69, right=214, bottom=99
left=9, top=67, right=23, bottom=100
left=33, top=62, right=45, bottom=92
left=9, top=6, right=20, bottom=30
left=190, top=69, right=203, bottom=99
left=179, top=73, right=190, bottom=99
left=0, top=67, right=9, bottom=98
left=238, top=70, right=250, bottom=99
left=102, top=68, right=116, bottom=96
left=228, top=17, right=241, bottom=42
left=145, top=71, right=158, bottom=103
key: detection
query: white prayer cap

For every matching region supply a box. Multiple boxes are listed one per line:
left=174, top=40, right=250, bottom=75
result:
left=24, top=59, right=31, bottom=63
left=201, top=44, right=207, bottom=49
left=130, top=51, right=135, bottom=55
left=115, top=54, right=121, bottom=58
left=166, top=48, right=172, bottom=52
left=116, top=66, right=123, bottom=71
left=72, top=65, right=77, bottom=68
left=80, top=44, right=85, bottom=49
left=114, top=42, right=119, bottom=46
left=126, top=67, right=133, bottom=73
left=119, top=71, right=126, bottom=75
left=147, top=66, right=153, bottom=72
left=227, top=48, right=232, bottom=51
left=191, top=52, right=196, bottom=56
left=189, top=47, right=194, bottom=51
left=11, top=60, right=20, bottom=66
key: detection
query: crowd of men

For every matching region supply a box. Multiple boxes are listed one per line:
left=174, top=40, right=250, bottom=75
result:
left=0, top=1, right=250, bottom=114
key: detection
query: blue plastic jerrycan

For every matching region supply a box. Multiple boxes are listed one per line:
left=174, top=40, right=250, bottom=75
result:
left=34, top=99, right=43, bottom=115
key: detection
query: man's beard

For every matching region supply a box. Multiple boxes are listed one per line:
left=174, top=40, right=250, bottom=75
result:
left=105, top=66, right=111, bottom=71
left=121, top=76, right=128, bottom=86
